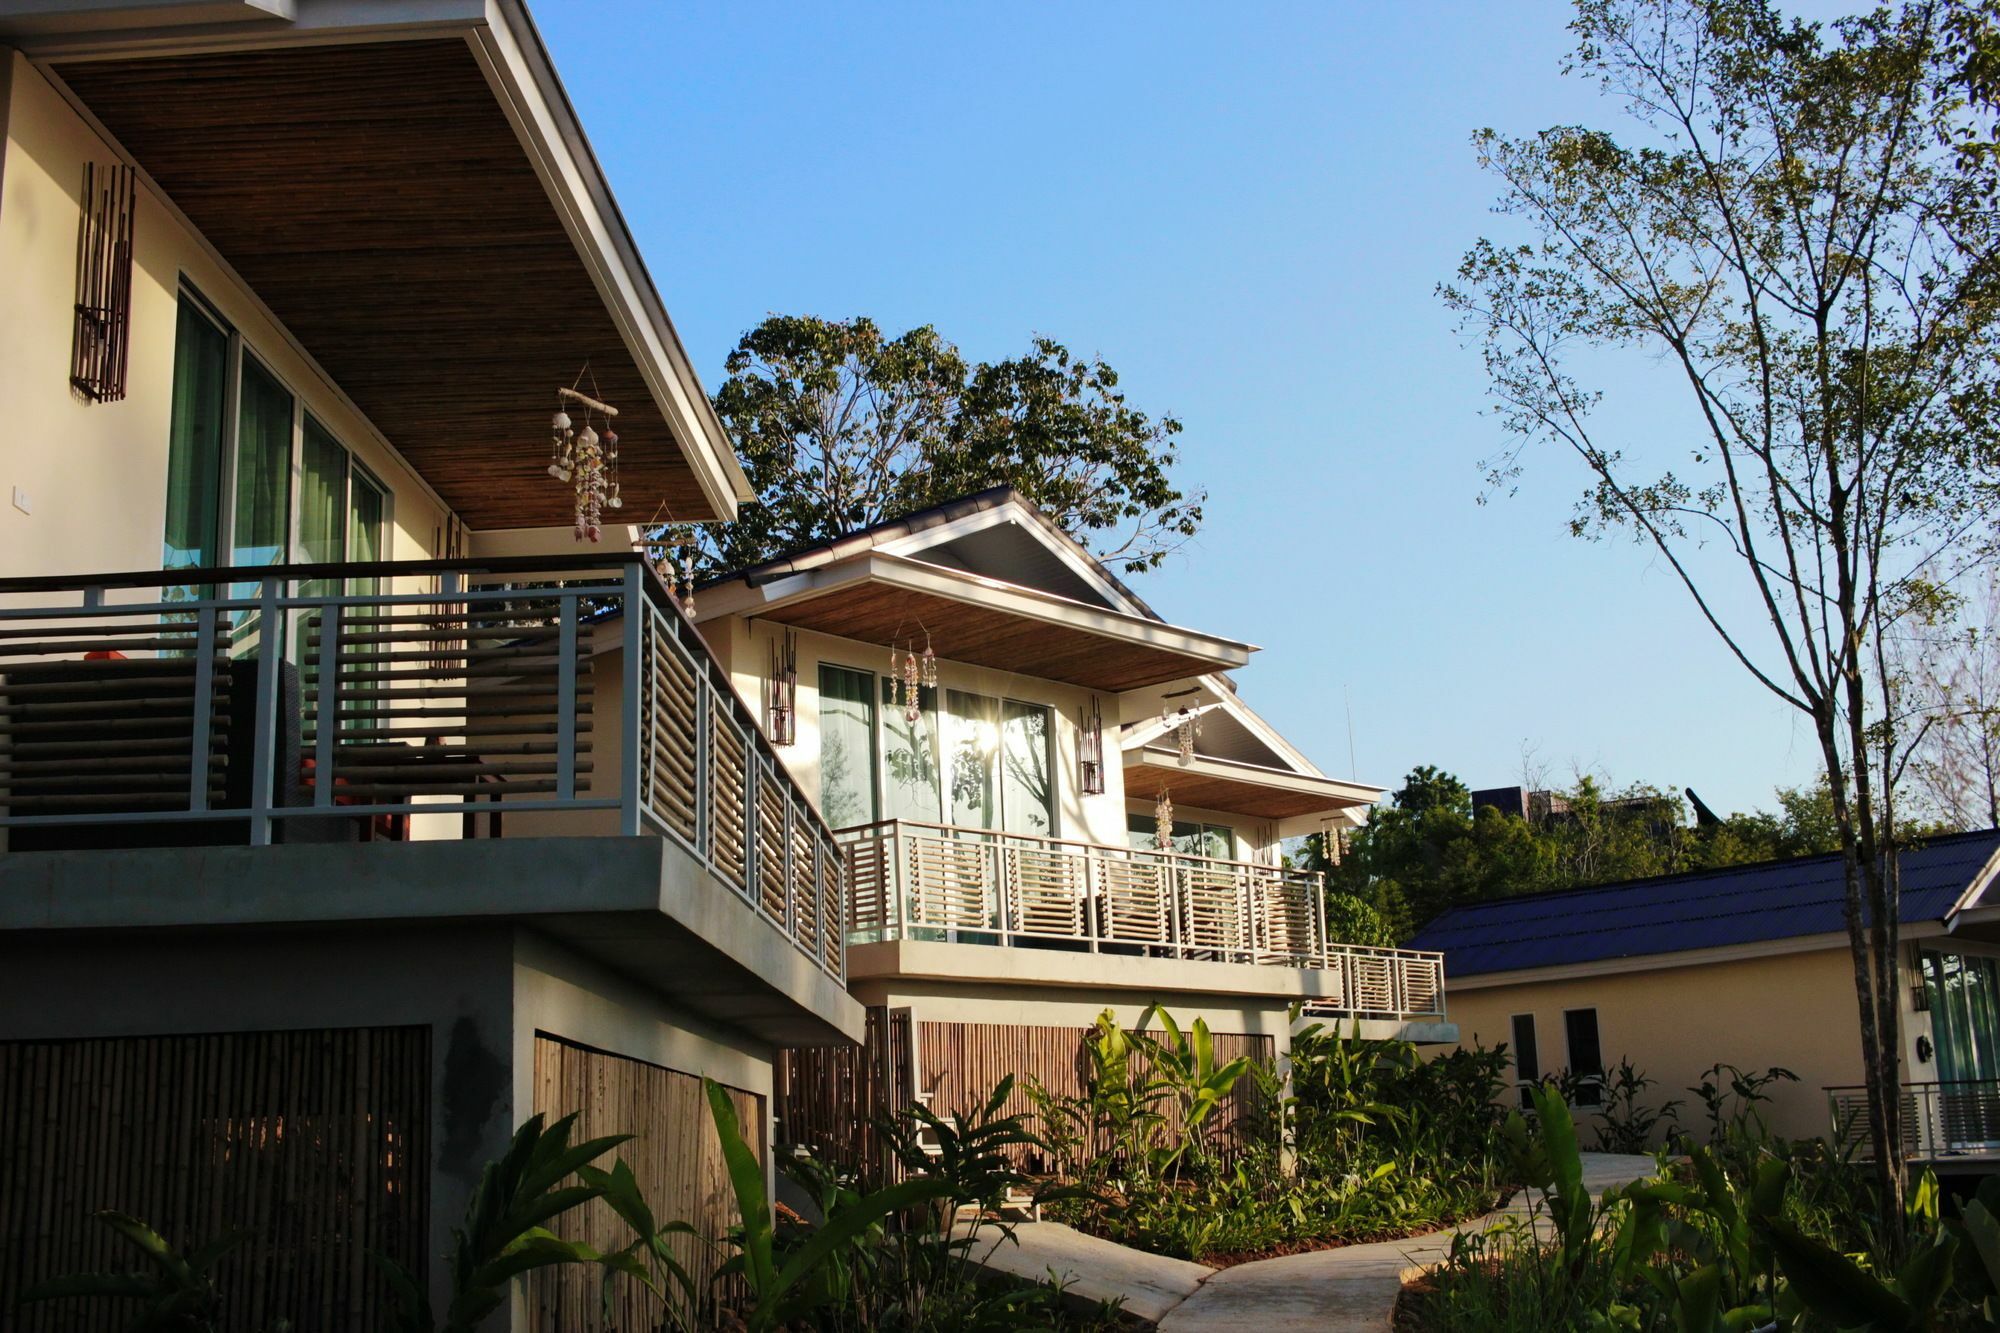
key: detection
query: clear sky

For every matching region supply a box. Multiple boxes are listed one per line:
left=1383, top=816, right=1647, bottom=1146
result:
left=535, top=0, right=1830, bottom=816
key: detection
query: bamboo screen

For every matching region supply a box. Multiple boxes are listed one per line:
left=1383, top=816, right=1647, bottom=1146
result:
left=525, top=1035, right=763, bottom=1333
left=0, top=1026, right=430, bottom=1333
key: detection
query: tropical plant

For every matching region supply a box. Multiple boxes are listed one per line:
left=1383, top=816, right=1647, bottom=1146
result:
left=1688, top=1062, right=1799, bottom=1147
left=1591, top=1058, right=1682, bottom=1153
left=376, top=1112, right=631, bottom=1333
left=18, top=1211, right=258, bottom=1333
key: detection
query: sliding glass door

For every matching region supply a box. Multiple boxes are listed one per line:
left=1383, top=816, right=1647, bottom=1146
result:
left=1921, top=950, right=2000, bottom=1149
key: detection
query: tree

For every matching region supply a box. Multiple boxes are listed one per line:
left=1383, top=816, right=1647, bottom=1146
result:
left=1440, top=0, right=2000, bottom=1223
left=1898, top=577, right=2000, bottom=825
left=685, top=315, right=1203, bottom=576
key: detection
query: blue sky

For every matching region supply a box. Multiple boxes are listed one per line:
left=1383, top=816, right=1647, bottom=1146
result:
left=537, top=1, right=1829, bottom=816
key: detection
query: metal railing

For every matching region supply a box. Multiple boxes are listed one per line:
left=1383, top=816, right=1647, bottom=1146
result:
left=0, top=554, right=844, bottom=982
left=1827, top=1080, right=2000, bottom=1159
left=838, top=818, right=1445, bottom=1018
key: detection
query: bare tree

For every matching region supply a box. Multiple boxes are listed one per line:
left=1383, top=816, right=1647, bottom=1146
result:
left=1899, top=578, right=2000, bottom=826
left=1441, top=0, right=2000, bottom=1228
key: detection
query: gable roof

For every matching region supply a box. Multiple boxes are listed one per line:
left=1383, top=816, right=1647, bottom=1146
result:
left=700, top=486, right=1161, bottom=619
left=1408, top=829, right=2000, bottom=979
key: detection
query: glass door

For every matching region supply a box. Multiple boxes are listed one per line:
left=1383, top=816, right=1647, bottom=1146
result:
left=1922, top=950, right=2000, bottom=1149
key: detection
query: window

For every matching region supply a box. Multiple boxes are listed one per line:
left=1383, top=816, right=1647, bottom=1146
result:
left=818, top=665, right=878, bottom=829
left=999, top=699, right=1054, bottom=835
left=1127, top=814, right=1234, bottom=859
left=1511, top=1013, right=1539, bottom=1109
left=878, top=679, right=942, bottom=824
left=163, top=295, right=229, bottom=575
left=1564, top=1008, right=1604, bottom=1108
left=161, top=286, right=391, bottom=611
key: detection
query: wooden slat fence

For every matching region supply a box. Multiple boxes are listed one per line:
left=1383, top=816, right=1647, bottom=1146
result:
left=526, top=1035, right=762, bottom=1333
left=0, top=1026, right=429, bottom=1333
left=774, top=1016, right=1272, bottom=1182
left=771, top=1009, right=913, bottom=1175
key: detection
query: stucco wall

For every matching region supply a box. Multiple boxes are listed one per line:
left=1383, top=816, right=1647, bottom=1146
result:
left=1441, top=946, right=1868, bottom=1142
left=0, top=54, right=448, bottom=583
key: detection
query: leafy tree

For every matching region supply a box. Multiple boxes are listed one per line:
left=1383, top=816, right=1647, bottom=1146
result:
left=685, top=315, right=1202, bottom=576
left=1439, top=0, right=2000, bottom=1222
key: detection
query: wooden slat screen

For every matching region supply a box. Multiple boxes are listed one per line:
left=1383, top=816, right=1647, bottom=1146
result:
left=775, top=1017, right=1271, bottom=1181
left=772, top=1008, right=912, bottom=1177
left=0, top=618, right=230, bottom=817
left=641, top=604, right=699, bottom=843
left=526, top=1036, right=762, bottom=1332
left=0, top=1026, right=429, bottom=1333
left=707, top=701, right=747, bottom=889
left=754, top=769, right=786, bottom=922
left=916, top=1020, right=1273, bottom=1171
left=304, top=596, right=592, bottom=805
left=904, top=834, right=991, bottom=930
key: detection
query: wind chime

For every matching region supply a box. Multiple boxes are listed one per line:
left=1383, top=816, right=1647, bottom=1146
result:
left=547, top=377, right=623, bottom=542
left=1078, top=697, right=1106, bottom=795
left=888, top=629, right=937, bottom=724
left=1161, top=691, right=1203, bottom=766
left=766, top=628, right=798, bottom=746
left=1154, top=789, right=1174, bottom=852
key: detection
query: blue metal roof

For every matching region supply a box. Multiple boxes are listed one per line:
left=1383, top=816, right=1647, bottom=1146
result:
left=1407, top=830, right=2000, bottom=978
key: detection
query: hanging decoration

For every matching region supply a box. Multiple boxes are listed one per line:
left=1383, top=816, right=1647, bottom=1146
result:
left=1154, top=789, right=1174, bottom=852
left=920, top=630, right=938, bottom=691
left=547, top=375, right=622, bottom=542
left=766, top=628, right=798, bottom=746
left=900, top=641, right=922, bottom=723
left=1078, top=696, right=1106, bottom=795
left=679, top=544, right=697, bottom=616
left=1161, top=691, right=1203, bottom=767
left=70, top=161, right=135, bottom=403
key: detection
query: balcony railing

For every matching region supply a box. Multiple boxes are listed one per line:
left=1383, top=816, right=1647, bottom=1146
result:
left=838, top=819, right=1445, bottom=1019
left=0, top=554, right=844, bottom=982
left=1828, top=1080, right=2000, bottom=1159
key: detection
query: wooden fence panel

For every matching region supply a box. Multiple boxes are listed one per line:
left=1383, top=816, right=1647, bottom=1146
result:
left=525, top=1035, right=763, bottom=1332
left=0, top=1027, right=429, bottom=1333
left=774, top=1017, right=1272, bottom=1181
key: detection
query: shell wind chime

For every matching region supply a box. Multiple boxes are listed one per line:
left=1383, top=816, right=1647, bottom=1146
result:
left=1154, top=789, right=1174, bottom=852
left=1162, top=694, right=1203, bottom=766
left=888, top=630, right=937, bottom=724
left=547, top=379, right=623, bottom=541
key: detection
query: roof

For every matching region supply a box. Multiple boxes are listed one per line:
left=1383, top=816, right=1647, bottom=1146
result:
left=1408, top=829, right=2000, bottom=979
left=5, top=0, right=752, bottom=525
left=700, top=486, right=1163, bottom=620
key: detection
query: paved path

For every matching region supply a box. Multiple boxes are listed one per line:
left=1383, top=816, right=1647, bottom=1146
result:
left=971, top=1153, right=1656, bottom=1331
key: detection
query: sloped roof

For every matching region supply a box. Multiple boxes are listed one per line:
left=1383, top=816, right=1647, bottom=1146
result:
left=1408, top=829, right=2000, bottom=978
left=699, top=486, right=1162, bottom=619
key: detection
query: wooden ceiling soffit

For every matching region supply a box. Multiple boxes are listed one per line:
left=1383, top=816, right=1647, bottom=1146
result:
left=56, top=40, right=719, bottom=528
left=1122, top=754, right=1366, bottom=820
left=758, top=581, right=1235, bottom=692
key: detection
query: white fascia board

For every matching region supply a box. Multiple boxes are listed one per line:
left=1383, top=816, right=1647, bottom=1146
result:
left=1945, top=840, right=2000, bottom=930
left=1118, top=701, right=1229, bottom=751
left=698, top=552, right=1254, bottom=668
left=472, top=1, right=750, bottom=516
left=1444, top=922, right=1949, bottom=992
left=7, top=0, right=484, bottom=53
left=873, top=497, right=1144, bottom=617
left=1127, top=747, right=1382, bottom=806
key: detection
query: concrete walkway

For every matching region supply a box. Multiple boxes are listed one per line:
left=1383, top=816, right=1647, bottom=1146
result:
left=971, top=1152, right=1657, bottom=1331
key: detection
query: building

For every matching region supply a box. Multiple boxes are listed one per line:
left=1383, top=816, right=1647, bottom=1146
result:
left=681, top=488, right=1455, bottom=1158
left=1409, top=830, right=2000, bottom=1155
left=0, top=4, right=857, bottom=1329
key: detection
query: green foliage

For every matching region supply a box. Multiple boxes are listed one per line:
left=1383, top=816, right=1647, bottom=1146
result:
left=377, top=1111, right=631, bottom=1333
left=1591, top=1059, right=1683, bottom=1154
left=1323, top=765, right=1853, bottom=939
left=697, top=313, right=1202, bottom=576
left=1033, top=1010, right=1510, bottom=1262
left=1413, top=1097, right=2000, bottom=1331
left=18, top=1211, right=259, bottom=1333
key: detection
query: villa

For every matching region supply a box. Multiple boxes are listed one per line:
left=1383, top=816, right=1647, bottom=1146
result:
left=0, top=3, right=1448, bottom=1329
left=1411, top=830, right=2000, bottom=1156
left=676, top=488, right=1455, bottom=1162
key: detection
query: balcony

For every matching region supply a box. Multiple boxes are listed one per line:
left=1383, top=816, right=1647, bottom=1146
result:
left=838, top=819, right=1446, bottom=1020
left=1829, top=1080, right=2000, bottom=1162
left=0, top=555, right=845, bottom=993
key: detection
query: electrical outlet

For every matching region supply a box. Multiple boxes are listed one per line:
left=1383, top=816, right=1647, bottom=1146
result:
left=9, top=487, right=28, bottom=515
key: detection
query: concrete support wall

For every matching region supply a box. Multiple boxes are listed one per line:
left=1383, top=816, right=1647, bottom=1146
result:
left=0, top=921, right=784, bottom=1331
